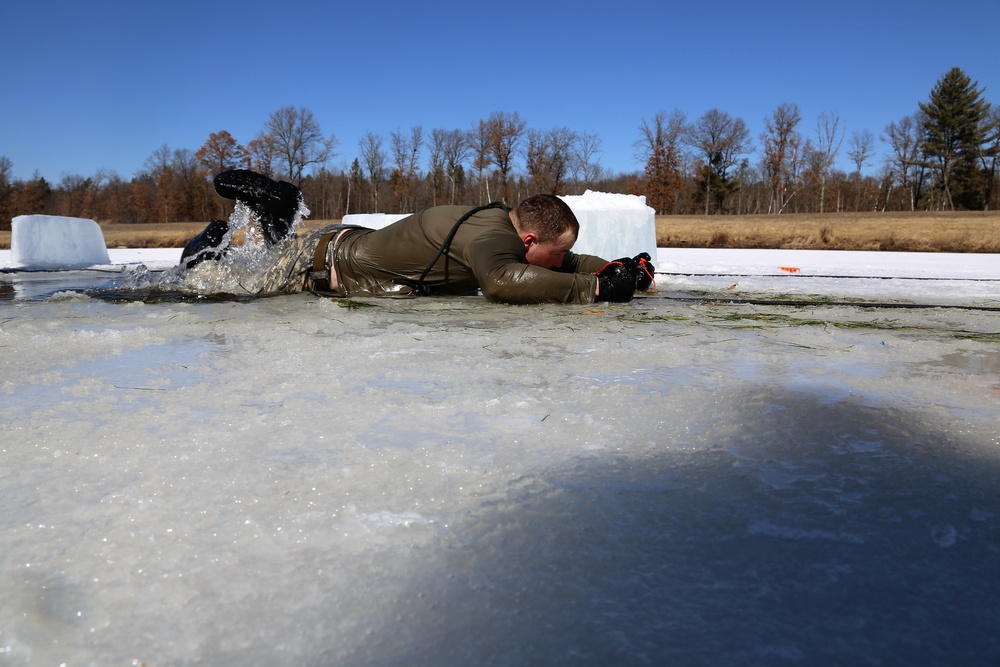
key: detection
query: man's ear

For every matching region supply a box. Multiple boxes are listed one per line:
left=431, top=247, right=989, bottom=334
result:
left=521, top=232, right=538, bottom=251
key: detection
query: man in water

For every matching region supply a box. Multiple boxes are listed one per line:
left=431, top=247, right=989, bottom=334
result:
left=181, top=170, right=654, bottom=304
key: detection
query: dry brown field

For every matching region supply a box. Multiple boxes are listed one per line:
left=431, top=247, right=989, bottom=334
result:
left=0, top=220, right=335, bottom=251
left=3, top=211, right=1000, bottom=253
left=658, top=211, right=1000, bottom=253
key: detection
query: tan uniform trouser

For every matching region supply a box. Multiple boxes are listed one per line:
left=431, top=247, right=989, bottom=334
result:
left=253, top=225, right=354, bottom=295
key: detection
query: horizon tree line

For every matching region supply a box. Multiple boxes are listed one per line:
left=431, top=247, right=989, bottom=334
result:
left=2, top=67, right=997, bottom=230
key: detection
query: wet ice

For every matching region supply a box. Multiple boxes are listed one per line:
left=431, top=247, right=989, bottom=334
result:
left=2, top=213, right=1000, bottom=664
left=2, top=287, right=999, bottom=665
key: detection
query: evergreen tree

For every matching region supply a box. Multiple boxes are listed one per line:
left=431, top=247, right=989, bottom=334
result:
left=918, top=67, right=991, bottom=209
left=691, top=151, right=740, bottom=213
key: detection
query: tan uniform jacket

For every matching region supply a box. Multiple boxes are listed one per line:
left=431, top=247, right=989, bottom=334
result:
left=332, top=205, right=607, bottom=304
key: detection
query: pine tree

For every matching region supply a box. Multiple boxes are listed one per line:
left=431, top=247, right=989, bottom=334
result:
left=918, top=67, right=991, bottom=209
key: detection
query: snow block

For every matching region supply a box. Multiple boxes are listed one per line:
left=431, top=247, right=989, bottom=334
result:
left=10, top=215, right=111, bottom=269
left=560, top=191, right=657, bottom=261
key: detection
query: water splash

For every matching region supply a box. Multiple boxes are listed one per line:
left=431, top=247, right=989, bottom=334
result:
left=125, top=199, right=310, bottom=296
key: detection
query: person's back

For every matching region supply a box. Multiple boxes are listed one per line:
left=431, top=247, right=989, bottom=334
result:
left=334, top=204, right=515, bottom=297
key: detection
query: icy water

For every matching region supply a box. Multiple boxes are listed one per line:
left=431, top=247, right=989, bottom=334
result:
left=2, top=286, right=1000, bottom=665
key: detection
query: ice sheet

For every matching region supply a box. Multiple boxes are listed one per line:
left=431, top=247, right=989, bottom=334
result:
left=4, top=246, right=1000, bottom=308
left=2, top=289, right=999, bottom=665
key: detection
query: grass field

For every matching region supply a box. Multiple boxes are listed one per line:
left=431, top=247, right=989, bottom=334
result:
left=3, top=211, right=1000, bottom=253
left=657, top=210, right=1000, bottom=253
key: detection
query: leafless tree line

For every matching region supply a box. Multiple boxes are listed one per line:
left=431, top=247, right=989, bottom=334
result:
left=0, top=107, right=613, bottom=226
left=3, top=97, right=1000, bottom=229
left=636, top=97, right=1000, bottom=215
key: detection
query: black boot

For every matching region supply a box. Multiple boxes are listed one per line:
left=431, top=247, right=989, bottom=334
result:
left=213, top=169, right=302, bottom=245
left=180, top=219, right=231, bottom=269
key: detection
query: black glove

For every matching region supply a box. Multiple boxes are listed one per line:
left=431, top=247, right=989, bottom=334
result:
left=633, top=252, right=656, bottom=291
left=594, top=258, right=638, bottom=303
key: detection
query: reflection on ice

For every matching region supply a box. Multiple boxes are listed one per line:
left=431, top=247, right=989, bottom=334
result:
left=0, top=269, right=127, bottom=300
left=2, top=280, right=1000, bottom=664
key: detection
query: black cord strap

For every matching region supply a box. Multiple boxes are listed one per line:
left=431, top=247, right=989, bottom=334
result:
left=403, top=202, right=508, bottom=295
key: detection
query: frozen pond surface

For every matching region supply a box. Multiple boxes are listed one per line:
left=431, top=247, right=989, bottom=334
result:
left=2, top=249, right=1000, bottom=665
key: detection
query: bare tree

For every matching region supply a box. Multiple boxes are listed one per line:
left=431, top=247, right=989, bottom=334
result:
left=78, top=168, right=111, bottom=221
left=142, top=144, right=176, bottom=223
left=99, top=171, right=131, bottom=224
left=760, top=103, right=802, bottom=214
left=526, top=126, right=578, bottom=195
left=57, top=173, right=88, bottom=218
left=875, top=161, right=895, bottom=212
left=246, top=134, right=278, bottom=177
left=438, top=129, right=469, bottom=204
left=686, top=108, right=752, bottom=213
left=525, top=129, right=548, bottom=194
left=427, top=128, right=470, bottom=205
left=546, top=127, right=577, bottom=195
left=359, top=132, right=387, bottom=212
left=390, top=126, right=422, bottom=211
left=847, top=129, right=875, bottom=210
left=172, top=148, right=209, bottom=221
left=11, top=172, right=52, bottom=222
left=468, top=120, right=493, bottom=203
left=813, top=111, right=845, bottom=212
left=978, top=106, right=1000, bottom=209
left=264, top=106, right=338, bottom=186
left=136, top=146, right=209, bottom=223
left=634, top=110, right=687, bottom=214
left=571, top=131, right=603, bottom=192
left=427, top=130, right=446, bottom=205
left=882, top=114, right=924, bottom=211
left=484, top=111, right=525, bottom=204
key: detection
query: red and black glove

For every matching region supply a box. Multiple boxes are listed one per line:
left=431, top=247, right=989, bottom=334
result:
left=633, top=253, right=656, bottom=291
left=595, top=258, right=638, bottom=303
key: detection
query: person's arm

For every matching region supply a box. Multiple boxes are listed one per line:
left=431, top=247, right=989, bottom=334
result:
left=479, top=262, right=600, bottom=304
left=565, top=251, right=657, bottom=297
left=465, top=234, right=599, bottom=304
left=556, top=250, right=608, bottom=275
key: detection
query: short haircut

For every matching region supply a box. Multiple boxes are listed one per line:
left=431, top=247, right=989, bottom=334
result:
left=513, top=194, right=579, bottom=243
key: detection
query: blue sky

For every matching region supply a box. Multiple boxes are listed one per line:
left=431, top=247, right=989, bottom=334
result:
left=4, top=0, right=999, bottom=184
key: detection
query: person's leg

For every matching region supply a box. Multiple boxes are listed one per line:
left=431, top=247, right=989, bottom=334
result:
left=180, top=218, right=231, bottom=269
left=213, top=170, right=302, bottom=245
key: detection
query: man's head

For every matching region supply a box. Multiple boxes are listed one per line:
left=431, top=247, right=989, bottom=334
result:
left=510, top=194, right=580, bottom=269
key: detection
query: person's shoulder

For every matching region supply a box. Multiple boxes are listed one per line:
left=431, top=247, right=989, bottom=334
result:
left=423, top=203, right=508, bottom=216
left=417, top=204, right=476, bottom=223
left=468, top=203, right=512, bottom=223
left=419, top=203, right=511, bottom=226
left=424, top=204, right=474, bottom=215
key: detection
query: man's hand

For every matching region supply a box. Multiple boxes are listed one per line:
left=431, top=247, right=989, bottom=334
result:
left=594, top=258, right=638, bottom=303
left=633, top=252, right=656, bottom=291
